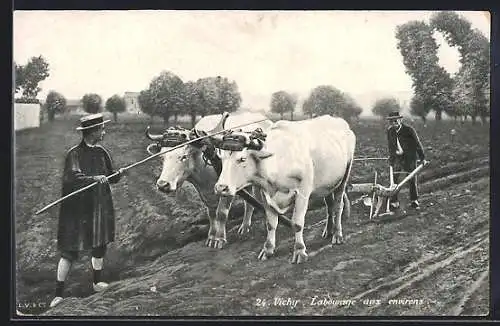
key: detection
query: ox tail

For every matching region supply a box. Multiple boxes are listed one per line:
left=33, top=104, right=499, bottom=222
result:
left=342, top=192, right=351, bottom=222
left=340, top=157, right=354, bottom=223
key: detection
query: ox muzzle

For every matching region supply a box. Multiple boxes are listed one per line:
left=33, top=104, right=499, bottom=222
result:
left=214, top=182, right=238, bottom=197
left=156, top=178, right=179, bottom=194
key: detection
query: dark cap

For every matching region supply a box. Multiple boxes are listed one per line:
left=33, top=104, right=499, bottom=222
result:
left=386, top=111, right=403, bottom=120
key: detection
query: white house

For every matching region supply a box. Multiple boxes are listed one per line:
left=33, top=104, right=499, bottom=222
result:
left=123, top=91, right=140, bottom=113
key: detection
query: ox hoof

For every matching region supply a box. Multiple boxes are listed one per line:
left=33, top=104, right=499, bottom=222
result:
left=237, top=223, right=251, bottom=235
left=257, top=249, right=274, bottom=261
left=332, top=234, right=344, bottom=245
left=205, top=238, right=226, bottom=249
left=291, top=250, right=308, bottom=264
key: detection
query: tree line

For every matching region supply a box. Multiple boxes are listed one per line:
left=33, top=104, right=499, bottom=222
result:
left=13, top=55, right=365, bottom=124
left=394, top=11, right=490, bottom=124
left=14, top=12, right=489, bottom=125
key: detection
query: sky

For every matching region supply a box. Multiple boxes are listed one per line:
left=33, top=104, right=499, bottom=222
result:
left=13, top=10, right=490, bottom=115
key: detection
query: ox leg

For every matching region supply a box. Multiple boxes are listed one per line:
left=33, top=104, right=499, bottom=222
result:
left=291, top=191, right=310, bottom=264
left=238, top=186, right=256, bottom=235
left=257, top=204, right=278, bottom=261
left=206, top=206, right=217, bottom=241
left=206, top=196, right=233, bottom=249
left=322, top=194, right=335, bottom=239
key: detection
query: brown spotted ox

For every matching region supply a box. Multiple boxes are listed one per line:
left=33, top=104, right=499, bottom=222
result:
left=146, top=112, right=273, bottom=249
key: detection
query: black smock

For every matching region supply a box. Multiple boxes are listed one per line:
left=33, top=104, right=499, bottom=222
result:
left=57, top=140, right=121, bottom=252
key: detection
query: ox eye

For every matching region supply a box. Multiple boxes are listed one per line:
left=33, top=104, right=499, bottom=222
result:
left=237, top=157, right=247, bottom=163
left=180, top=155, right=188, bottom=162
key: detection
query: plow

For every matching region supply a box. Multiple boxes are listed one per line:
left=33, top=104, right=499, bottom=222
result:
left=348, top=160, right=430, bottom=220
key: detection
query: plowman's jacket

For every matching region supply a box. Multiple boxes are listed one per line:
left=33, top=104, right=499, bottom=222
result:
left=57, top=140, right=122, bottom=251
left=386, top=123, right=425, bottom=167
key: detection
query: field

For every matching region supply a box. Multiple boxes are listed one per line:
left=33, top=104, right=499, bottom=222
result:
left=14, top=112, right=490, bottom=317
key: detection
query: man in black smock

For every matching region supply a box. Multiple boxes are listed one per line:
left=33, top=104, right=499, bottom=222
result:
left=50, top=113, right=126, bottom=308
left=386, top=111, right=428, bottom=210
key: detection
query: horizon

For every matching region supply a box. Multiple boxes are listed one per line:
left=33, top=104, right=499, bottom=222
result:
left=13, top=10, right=490, bottom=115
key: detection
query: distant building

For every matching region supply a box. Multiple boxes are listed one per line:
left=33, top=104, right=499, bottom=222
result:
left=65, top=99, right=85, bottom=115
left=66, top=99, right=83, bottom=113
left=123, top=91, right=140, bottom=113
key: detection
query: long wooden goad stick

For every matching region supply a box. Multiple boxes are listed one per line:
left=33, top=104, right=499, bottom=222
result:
left=34, top=118, right=268, bottom=215
left=353, top=157, right=388, bottom=161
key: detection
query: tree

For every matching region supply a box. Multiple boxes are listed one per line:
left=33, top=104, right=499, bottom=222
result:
left=148, top=71, right=185, bottom=124
left=430, top=11, right=473, bottom=63
left=270, top=91, right=297, bottom=120
left=105, top=95, right=127, bottom=122
left=289, top=93, right=298, bottom=120
left=430, top=12, right=490, bottom=124
left=14, top=61, right=23, bottom=94
left=183, top=81, right=204, bottom=128
left=451, top=66, right=471, bottom=122
left=195, top=77, right=218, bottom=116
left=138, top=89, right=155, bottom=117
left=193, top=79, right=210, bottom=118
left=460, top=30, right=489, bottom=124
left=214, top=76, right=241, bottom=115
left=81, top=93, right=103, bottom=114
left=372, top=97, right=402, bottom=119
left=341, top=92, right=363, bottom=121
left=395, top=21, right=454, bottom=121
left=192, top=76, right=241, bottom=117
left=302, top=98, right=314, bottom=119
left=44, top=91, right=67, bottom=122
left=303, top=86, right=361, bottom=121
left=304, top=85, right=345, bottom=117
left=15, top=56, right=50, bottom=100
left=409, top=94, right=430, bottom=123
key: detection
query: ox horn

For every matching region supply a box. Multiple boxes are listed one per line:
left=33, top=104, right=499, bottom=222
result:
left=192, top=128, right=206, bottom=139
left=145, top=126, right=164, bottom=141
left=192, top=111, right=229, bottom=139
left=208, top=111, right=230, bottom=134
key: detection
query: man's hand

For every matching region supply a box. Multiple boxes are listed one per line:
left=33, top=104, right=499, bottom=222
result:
left=419, top=159, right=430, bottom=166
left=118, top=168, right=128, bottom=177
left=94, top=175, right=109, bottom=184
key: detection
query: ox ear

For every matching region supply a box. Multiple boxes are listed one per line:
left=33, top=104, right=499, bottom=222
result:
left=251, top=150, right=273, bottom=161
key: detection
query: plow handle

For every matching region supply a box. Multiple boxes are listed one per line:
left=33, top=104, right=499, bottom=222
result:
left=387, top=165, right=394, bottom=211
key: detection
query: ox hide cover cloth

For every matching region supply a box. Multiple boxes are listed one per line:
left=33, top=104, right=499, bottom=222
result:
left=57, top=140, right=122, bottom=251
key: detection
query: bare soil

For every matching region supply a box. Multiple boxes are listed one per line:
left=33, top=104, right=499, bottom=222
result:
left=14, top=115, right=489, bottom=317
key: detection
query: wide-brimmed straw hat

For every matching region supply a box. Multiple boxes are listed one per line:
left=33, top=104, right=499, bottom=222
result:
left=386, top=111, right=404, bottom=120
left=76, top=113, right=110, bottom=130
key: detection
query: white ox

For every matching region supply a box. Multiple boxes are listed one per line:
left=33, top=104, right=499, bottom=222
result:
left=214, top=115, right=356, bottom=263
left=147, top=111, right=273, bottom=249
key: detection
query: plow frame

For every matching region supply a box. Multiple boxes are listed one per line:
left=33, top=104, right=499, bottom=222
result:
left=348, top=160, right=429, bottom=220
